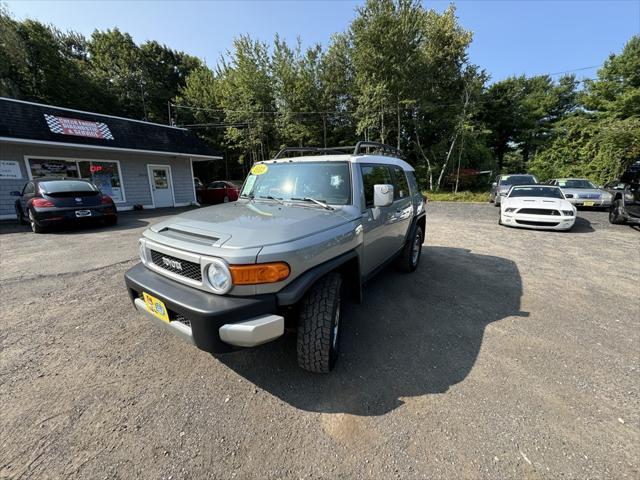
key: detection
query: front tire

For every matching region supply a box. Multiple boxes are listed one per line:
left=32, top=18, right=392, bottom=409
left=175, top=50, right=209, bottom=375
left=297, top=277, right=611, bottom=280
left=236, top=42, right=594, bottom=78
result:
left=15, top=205, right=27, bottom=225
left=223, top=195, right=230, bottom=203
left=28, top=210, right=45, bottom=233
left=609, top=200, right=626, bottom=225
left=297, top=273, right=342, bottom=373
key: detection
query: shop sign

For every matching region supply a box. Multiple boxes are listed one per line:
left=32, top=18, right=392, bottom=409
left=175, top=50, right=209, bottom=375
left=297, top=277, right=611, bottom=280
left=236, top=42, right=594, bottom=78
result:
left=0, top=160, right=22, bottom=179
left=44, top=114, right=114, bottom=140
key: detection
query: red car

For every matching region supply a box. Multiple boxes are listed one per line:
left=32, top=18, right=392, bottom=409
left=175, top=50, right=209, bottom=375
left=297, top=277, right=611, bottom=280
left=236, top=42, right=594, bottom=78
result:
left=196, top=180, right=240, bottom=205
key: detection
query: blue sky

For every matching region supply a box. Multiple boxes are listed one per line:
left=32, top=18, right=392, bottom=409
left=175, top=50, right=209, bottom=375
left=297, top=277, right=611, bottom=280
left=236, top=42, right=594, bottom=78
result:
left=5, top=0, right=640, bottom=82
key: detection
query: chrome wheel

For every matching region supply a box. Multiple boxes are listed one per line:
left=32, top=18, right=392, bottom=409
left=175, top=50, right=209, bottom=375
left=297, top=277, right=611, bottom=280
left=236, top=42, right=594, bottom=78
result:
left=223, top=196, right=230, bottom=203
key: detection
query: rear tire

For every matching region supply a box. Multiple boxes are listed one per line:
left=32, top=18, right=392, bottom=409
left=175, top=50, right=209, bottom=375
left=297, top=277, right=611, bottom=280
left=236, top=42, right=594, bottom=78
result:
left=398, top=225, right=423, bottom=273
left=609, top=200, right=626, bottom=225
left=28, top=210, right=45, bottom=233
left=223, top=195, right=230, bottom=203
left=297, top=273, right=342, bottom=373
left=104, top=216, right=118, bottom=227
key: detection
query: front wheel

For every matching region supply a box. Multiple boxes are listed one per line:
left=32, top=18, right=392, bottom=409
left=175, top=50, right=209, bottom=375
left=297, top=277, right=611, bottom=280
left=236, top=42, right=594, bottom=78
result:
left=609, top=200, right=626, bottom=225
left=223, top=195, right=230, bottom=203
left=15, top=205, right=27, bottom=225
left=297, top=273, right=342, bottom=373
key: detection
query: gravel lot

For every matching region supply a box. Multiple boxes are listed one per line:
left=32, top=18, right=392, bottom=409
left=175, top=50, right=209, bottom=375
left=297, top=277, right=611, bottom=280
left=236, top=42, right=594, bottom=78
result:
left=1, top=203, right=638, bottom=479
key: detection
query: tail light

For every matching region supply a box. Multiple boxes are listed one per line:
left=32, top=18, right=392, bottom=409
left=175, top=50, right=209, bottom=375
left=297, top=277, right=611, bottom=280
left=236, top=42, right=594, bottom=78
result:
left=101, top=195, right=114, bottom=205
left=32, top=198, right=54, bottom=207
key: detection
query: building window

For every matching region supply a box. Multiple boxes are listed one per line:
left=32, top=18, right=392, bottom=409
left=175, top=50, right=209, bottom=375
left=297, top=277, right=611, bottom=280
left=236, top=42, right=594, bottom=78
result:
left=27, top=157, right=125, bottom=203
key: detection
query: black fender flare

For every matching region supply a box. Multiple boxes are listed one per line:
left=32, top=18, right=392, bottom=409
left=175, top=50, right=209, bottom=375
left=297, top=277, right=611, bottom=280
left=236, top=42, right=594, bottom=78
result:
left=276, top=249, right=360, bottom=306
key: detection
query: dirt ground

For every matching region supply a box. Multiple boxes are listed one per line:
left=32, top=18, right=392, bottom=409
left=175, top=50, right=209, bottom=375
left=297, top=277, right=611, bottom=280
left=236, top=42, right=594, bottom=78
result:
left=1, top=203, right=638, bottom=479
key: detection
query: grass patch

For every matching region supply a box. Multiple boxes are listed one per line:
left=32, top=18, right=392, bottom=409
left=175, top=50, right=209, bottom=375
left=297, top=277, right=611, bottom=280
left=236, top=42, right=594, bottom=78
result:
left=425, top=191, right=490, bottom=202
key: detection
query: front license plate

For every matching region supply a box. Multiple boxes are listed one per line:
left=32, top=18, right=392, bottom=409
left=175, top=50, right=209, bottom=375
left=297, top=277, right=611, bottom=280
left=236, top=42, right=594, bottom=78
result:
left=143, top=292, right=170, bottom=323
left=583, top=201, right=595, bottom=207
left=75, top=209, right=92, bottom=217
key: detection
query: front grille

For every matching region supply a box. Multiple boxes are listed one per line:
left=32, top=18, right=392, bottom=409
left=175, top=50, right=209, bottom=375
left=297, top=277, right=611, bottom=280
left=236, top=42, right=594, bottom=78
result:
left=577, top=193, right=600, bottom=199
left=150, top=250, right=202, bottom=281
left=517, top=208, right=560, bottom=216
left=516, top=220, right=559, bottom=227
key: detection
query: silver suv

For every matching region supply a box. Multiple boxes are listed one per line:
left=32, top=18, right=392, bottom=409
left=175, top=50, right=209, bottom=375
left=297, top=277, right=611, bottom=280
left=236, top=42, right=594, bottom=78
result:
left=124, top=142, right=426, bottom=372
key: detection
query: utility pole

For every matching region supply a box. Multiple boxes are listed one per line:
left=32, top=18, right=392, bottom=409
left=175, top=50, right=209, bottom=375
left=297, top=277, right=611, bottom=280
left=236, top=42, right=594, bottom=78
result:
left=167, top=101, right=171, bottom=126
left=322, top=114, right=327, bottom=148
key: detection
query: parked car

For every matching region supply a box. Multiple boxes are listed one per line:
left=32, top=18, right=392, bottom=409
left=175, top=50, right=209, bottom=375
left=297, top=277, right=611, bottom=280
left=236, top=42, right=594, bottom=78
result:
left=196, top=180, right=239, bottom=205
left=124, top=142, right=426, bottom=373
left=490, top=174, right=538, bottom=206
left=11, top=178, right=117, bottom=233
left=499, top=185, right=576, bottom=231
left=607, top=161, right=640, bottom=225
left=547, top=178, right=613, bottom=208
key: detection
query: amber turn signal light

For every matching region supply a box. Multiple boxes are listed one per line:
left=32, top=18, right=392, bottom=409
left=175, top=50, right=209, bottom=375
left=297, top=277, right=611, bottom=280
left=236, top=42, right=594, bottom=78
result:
left=229, top=262, right=290, bottom=285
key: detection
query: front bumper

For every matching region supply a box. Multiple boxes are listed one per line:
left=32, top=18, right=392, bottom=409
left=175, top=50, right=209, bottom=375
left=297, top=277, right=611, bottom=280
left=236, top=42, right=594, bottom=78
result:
left=124, top=263, right=282, bottom=353
left=567, top=198, right=611, bottom=207
left=502, top=213, right=576, bottom=230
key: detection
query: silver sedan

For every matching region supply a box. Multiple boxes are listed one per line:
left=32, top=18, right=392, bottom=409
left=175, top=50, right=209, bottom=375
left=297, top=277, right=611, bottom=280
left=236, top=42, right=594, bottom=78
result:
left=547, top=178, right=613, bottom=208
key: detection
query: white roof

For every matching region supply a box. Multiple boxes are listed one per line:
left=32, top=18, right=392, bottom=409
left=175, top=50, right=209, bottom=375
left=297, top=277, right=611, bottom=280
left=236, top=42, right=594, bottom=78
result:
left=262, top=154, right=415, bottom=171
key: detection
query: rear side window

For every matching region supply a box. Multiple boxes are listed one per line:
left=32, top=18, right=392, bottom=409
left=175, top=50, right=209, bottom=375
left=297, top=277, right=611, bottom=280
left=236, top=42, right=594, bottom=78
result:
left=407, top=171, right=421, bottom=196
left=23, top=182, right=35, bottom=195
left=361, top=164, right=393, bottom=207
left=392, top=166, right=409, bottom=199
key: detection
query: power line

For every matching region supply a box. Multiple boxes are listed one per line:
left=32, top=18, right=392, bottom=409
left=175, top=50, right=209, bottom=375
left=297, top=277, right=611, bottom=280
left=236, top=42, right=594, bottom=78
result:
left=546, top=65, right=602, bottom=76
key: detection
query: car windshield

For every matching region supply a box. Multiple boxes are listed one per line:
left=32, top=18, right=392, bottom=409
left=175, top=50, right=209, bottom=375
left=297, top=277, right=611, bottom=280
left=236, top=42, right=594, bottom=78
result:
left=39, top=180, right=98, bottom=194
left=499, top=175, right=537, bottom=186
left=557, top=179, right=596, bottom=189
left=240, top=161, right=351, bottom=205
left=509, top=186, right=564, bottom=199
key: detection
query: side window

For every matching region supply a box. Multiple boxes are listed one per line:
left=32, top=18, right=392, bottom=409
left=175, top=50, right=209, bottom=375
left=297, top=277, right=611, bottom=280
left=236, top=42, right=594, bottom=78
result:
left=23, top=182, right=35, bottom=195
left=360, top=164, right=393, bottom=208
left=210, top=182, right=223, bottom=188
left=392, top=166, right=409, bottom=199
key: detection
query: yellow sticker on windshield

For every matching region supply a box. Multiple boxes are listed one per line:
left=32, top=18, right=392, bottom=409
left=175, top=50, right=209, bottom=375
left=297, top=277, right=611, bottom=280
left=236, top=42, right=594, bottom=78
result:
left=251, top=164, right=268, bottom=175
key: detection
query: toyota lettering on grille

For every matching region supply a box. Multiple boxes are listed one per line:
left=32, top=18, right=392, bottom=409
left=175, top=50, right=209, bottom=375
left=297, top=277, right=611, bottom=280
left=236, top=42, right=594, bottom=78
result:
left=162, top=256, right=183, bottom=270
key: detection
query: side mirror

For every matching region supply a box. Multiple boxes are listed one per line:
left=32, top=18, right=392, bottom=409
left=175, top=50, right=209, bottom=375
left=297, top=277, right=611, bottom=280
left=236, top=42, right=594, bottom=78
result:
left=491, top=182, right=497, bottom=188
left=10, top=191, right=21, bottom=196
left=565, top=193, right=574, bottom=198
left=373, top=184, right=394, bottom=207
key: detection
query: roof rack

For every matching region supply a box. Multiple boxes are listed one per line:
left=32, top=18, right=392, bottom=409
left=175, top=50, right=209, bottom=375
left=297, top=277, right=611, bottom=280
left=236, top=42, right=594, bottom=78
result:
left=273, top=141, right=402, bottom=160
left=353, top=141, right=402, bottom=158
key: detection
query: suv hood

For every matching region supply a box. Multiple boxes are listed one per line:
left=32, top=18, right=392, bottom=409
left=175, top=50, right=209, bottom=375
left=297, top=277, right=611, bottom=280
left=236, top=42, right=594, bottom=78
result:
left=149, top=201, right=354, bottom=249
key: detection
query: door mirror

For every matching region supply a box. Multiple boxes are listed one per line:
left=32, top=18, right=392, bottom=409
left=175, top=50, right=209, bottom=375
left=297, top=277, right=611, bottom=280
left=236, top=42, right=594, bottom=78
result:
left=10, top=191, right=21, bottom=196
left=565, top=193, right=574, bottom=198
left=373, top=184, right=394, bottom=207
left=491, top=182, right=497, bottom=188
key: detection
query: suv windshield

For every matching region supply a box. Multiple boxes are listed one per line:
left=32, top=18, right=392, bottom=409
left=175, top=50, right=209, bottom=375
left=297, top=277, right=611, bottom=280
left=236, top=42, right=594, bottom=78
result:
left=499, top=175, right=537, bottom=186
left=557, top=179, right=596, bottom=189
left=241, top=162, right=351, bottom=205
left=509, top=186, right=564, bottom=199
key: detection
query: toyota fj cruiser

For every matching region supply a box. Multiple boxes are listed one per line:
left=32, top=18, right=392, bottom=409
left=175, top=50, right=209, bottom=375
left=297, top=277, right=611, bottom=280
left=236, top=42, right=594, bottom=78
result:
left=124, top=142, right=426, bottom=372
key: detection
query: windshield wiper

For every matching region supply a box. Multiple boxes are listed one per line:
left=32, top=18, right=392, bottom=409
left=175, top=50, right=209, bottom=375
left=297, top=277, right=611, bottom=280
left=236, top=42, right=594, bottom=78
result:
left=258, top=195, right=285, bottom=205
left=240, top=193, right=255, bottom=202
left=291, top=197, right=334, bottom=210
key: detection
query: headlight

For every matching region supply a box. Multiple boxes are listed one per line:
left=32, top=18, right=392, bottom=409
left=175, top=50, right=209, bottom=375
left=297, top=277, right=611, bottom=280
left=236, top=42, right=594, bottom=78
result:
left=206, top=259, right=232, bottom=294
left=139, top=240, right=147, bottom=263
left=505, top=208, right=517, bottom=213
left=561, top=210, right=574, bottom=216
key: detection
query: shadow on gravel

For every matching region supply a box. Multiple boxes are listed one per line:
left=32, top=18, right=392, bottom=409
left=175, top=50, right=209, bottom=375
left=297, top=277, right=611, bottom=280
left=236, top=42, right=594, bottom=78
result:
left=218, top=246, right=525, bottom=416
left=572, top=216, right=595, bottom=233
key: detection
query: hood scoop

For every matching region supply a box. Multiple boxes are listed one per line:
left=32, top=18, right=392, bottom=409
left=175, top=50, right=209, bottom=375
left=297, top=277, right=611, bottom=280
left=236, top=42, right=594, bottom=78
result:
left=157, top=226, right=220, bottom=246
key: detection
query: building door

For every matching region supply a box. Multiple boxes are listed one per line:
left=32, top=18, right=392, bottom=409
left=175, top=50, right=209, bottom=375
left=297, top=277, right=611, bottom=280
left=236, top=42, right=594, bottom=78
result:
left=148, top=165, right=174, bottom=208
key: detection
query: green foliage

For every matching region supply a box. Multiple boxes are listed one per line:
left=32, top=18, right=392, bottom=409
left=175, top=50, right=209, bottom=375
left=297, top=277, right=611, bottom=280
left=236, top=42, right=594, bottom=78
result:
left=425, top=191, right=489, bottom=202
left=1, top=4, right=637, bottom=187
